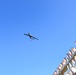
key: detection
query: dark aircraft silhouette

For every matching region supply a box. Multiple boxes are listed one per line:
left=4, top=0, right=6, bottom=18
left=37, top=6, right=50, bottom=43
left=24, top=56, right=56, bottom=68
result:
left=24, top=33, right=38, bottom=40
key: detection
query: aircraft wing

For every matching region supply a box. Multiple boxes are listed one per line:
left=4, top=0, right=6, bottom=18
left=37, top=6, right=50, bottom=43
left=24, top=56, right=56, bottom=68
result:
left=24, top=33, right=28, bottom=36
left=32, top=36, right=39, bottom=40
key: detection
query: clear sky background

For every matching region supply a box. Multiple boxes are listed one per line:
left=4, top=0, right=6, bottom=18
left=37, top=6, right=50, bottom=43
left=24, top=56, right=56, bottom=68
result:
left=0, top=0, right=76, bottom=75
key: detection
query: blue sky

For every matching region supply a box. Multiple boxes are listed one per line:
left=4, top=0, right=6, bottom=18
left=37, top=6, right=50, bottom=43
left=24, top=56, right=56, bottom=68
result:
left=0, top=0, right=76, bottom=75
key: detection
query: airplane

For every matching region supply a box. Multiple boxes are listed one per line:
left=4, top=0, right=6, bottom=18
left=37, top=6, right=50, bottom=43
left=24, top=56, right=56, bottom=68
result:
left=24, top=33, right=39, bottom=40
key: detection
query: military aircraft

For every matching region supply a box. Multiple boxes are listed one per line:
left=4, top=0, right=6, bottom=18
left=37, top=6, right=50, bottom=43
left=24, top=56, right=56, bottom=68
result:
left=24, top=33, right=39, bottom=40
